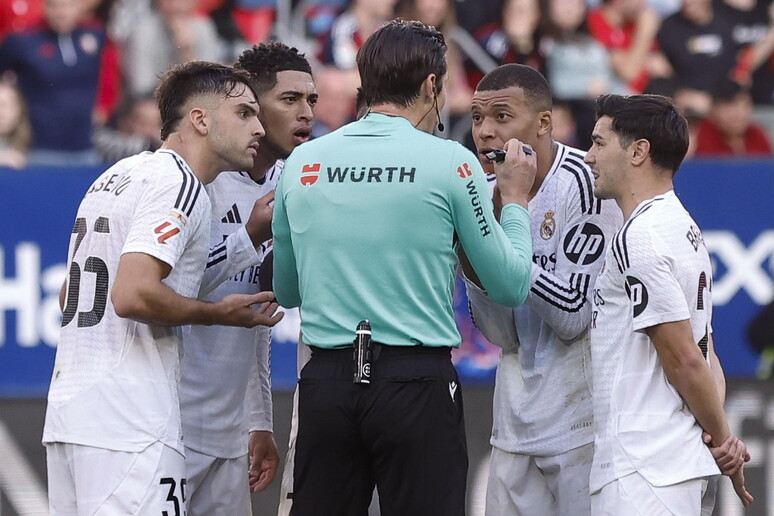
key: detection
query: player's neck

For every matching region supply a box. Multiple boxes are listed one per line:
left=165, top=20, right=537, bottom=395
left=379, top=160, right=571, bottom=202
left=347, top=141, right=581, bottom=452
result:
left=529, top=140, right=559, bottom=200
left=160, top=137, right=218, bottom=184
left=618, top=174, right=674, bottom=220
left=249, top=150, right=276, bottom=183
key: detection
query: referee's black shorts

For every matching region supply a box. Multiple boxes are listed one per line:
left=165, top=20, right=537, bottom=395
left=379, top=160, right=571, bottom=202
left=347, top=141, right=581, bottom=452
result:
left=291, top=344, right=468, bottom=516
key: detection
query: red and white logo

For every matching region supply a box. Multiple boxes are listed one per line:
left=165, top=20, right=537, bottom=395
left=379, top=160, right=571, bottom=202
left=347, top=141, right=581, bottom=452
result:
left=300, top=163, right=321, bottom=186
left=457, top=163, right=473, bottom=178
left=154, top=221, right=180, bottom=244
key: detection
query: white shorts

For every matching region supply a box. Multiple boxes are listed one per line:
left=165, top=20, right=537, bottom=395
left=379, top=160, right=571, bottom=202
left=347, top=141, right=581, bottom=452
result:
left=46, top=441, right=186, bottom=516
left=185, top=447, right=250, bottom=516
left=591, top=471, right=708, bottom=516
left=486, top=443, right=593, bottom=516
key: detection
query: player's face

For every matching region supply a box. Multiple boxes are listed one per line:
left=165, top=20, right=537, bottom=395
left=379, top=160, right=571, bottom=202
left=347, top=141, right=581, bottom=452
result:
left=585, top=115, right=628, bottom=200
left=256, top=71, right=317, bottom=161
left=209, top=84, right=265, bottom=173
left=471, top=85, right=541, bottom=174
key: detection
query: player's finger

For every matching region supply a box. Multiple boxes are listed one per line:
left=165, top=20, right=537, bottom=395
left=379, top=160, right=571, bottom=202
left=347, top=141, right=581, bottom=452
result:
left=258, top=190, right=275, bottom=205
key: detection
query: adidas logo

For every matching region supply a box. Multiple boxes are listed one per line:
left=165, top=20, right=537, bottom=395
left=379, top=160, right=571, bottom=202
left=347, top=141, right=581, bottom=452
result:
left=221, top=204, right=242, bottom=224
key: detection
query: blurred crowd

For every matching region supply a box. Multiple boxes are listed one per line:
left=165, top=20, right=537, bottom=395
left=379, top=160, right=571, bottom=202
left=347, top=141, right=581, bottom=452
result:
left=1, top=0, right=773, bottom=170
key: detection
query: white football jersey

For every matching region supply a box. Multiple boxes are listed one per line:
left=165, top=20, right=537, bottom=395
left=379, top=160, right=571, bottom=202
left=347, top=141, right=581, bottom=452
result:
left=180, top=163, right=281, bottom=458
left=43, top=149, right=211, bottom=455
left=589, top=191, right=719, bottom=492
left=466, top=143, right=622, bottom=456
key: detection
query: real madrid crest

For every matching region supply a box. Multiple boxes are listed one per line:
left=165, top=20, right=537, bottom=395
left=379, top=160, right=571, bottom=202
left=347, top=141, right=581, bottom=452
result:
left=540, top=210, right=556, bottom=240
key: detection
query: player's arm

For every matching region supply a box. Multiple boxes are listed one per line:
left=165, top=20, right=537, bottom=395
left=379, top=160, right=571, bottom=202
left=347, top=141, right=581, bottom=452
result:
left=198, top=191, right=274, bottom=297
left=527, top=196, right=621, bottom=341
left=112, top=252, right=282, bottom=327
left=648, top=321, right=754, bottom=506
left=271, top=172, right=301, bottom=308
left=453, top=139, right=534, bottom=307
left=247, top=324, right=278, bottom=492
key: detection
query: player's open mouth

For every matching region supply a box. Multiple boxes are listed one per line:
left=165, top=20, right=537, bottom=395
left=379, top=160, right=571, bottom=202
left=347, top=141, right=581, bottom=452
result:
left=293, top=129, right=311, bottom=144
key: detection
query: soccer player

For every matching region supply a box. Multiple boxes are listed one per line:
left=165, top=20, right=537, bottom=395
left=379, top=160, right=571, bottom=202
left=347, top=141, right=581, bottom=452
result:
left=273, top=19, right=536, bottom=515
left=179, top=43, right=317, bottom=515
left=462, top=63, right=622, bottom=515
left=586, top=93, right=753, bottom=514
left=43, top=61, right=284, bottom=515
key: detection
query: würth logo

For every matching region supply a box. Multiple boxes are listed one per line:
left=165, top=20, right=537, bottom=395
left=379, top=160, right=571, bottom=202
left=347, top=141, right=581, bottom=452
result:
left=154, top=221, right=180, bottom=244
left=457, top=163, right=473, bottom=178
left=301, top=163, right=321, bottom=186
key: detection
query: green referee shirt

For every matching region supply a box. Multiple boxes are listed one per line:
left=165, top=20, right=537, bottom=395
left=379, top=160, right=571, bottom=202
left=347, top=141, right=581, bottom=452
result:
left=273, top=113, right=532, bottom=349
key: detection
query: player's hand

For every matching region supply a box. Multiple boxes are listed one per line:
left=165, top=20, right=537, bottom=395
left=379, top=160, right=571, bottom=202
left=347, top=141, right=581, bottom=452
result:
left=245, top=191, right=275, bottom=246
left=730, top=466, right=754, bottom=506
left=213, top=291, right=284, bottom=328
left=248, top=430, right=280, bottom=493
left=702, top=432, right=750, bottom=475
left=493, top=138, right=536, bottom=208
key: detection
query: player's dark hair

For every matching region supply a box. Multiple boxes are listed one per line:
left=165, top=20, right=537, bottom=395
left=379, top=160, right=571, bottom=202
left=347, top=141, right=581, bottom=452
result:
left=357, top=19, right=447, bottom=108
left=595, top=94, right=688, bottom=174
left=476, top=63, right=553, bottom=112
left=155, top=61, right=255, bottom=141
left=235, top=42, right=313, bottom=97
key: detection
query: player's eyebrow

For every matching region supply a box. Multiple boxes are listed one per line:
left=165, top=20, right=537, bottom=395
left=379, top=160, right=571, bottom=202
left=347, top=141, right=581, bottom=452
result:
left=236, top=102, right=258, bottom=116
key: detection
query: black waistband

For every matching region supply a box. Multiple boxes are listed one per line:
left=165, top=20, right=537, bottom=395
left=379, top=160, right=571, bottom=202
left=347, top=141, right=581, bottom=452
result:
left=310, top=344, right=451, bottom=360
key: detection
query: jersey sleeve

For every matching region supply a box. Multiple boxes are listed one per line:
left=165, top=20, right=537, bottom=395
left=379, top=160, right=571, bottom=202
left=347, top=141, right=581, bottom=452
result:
left=528, top=196, right=622, bottom=341
left=271, top=171, right=301, bottom=308
left=122, top=171, right=206, bottom=269
left=198, top=226, right=267, bottom=297
left=463, top=275, right=520, bottom=352
left=246, top=325, right=273, bottom=432
left=617, top=224, right=690, bottom=332
left=448, top=146, right=533, bottom=307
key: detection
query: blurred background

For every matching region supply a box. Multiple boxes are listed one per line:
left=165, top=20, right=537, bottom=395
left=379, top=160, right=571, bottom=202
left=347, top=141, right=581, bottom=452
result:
left=0, top=0, right=773, bottom=514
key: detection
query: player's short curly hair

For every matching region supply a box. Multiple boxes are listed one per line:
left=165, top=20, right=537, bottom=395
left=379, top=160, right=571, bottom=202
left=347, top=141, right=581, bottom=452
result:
left=476, top=63, right=552, bottom=113
left=235, top=43, right=312, bottom=97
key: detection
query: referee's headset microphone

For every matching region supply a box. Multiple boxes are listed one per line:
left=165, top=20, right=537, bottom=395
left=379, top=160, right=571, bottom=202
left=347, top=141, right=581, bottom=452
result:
left=434, top=93, right=444, bottom=133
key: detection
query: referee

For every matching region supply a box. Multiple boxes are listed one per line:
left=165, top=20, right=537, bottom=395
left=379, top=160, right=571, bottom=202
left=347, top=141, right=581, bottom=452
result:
left=272, top=19, right=535, bottom=516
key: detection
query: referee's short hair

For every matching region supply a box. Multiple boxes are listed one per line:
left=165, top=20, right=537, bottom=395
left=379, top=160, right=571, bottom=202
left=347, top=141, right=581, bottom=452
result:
left=476, top=64, right=552, bottom=113
left=357, top=19, right=447, bottom=108
left=155, top=61, right=254, bottom=141
left=595, top=94, right=689, bottom=174
left=235, top=43, right=312, bottom=97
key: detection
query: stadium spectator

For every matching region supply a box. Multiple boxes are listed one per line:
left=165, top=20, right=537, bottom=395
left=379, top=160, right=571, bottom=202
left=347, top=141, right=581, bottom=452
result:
left=463, top=63, right=622, bottom=516
left=0, top=80, right=32, bottom=169
left=92, top=94, right=162, bottom=165
left=317, top=0, right=397, bottom=71
left=121, top=0, right=223, bottom=97
left=0, top=0, right=118, bottom=165
left=719, top=0, right=774, bottom=105
left=42, top=61, right=283, bottom=515
left=272, top=19, right=535, bottom=515
left=309, top=67, right=358, bottom=137
left=694, top=79, right=773, bottom=157
left=468, top=0, right=544, bottom=88
left=0, top=0, right=43, bottom=42
left=550, top=100, right=580, bottom=146
left=655, top=0, right=740, bottom=116
left=586, top=93, right=754, bottom=513
left=587, top=0, right=669, bottom=94
left=540, top=0, right=628, bottom=147
left=180, top=43, right=316, bottom=515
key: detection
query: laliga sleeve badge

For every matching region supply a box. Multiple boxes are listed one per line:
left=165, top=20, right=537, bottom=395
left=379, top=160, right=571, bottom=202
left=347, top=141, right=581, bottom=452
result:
left=540, top=210, right=556, bottom=240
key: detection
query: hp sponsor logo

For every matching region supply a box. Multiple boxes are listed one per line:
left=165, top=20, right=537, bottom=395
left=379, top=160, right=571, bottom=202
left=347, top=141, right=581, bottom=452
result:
left=563, top=223, right=605, bottom=265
